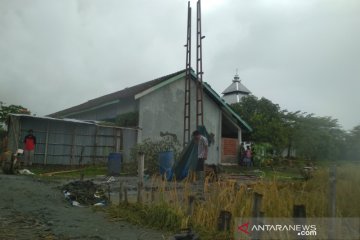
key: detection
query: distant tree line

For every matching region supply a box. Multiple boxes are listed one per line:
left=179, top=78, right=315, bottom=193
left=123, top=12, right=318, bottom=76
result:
left=0, top=102, right=31, bottom=131
left=0, top=103, right=31, bottom=153
left=231, top=96, right=359, bottom=161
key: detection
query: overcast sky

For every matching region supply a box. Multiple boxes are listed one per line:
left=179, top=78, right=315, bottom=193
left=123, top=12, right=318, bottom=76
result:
left=0, top=0, right=359, bottom=130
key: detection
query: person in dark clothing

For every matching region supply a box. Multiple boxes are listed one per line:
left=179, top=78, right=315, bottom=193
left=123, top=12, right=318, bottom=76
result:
left=244, top=146, right=252, bottom=167
left=23, top=129, right=36, bottom=166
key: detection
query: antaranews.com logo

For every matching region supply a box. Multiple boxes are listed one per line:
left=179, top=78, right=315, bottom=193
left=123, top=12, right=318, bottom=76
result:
left=235, top=218, right=359, bottom=240
left=237, top=221, right=317, bottom=237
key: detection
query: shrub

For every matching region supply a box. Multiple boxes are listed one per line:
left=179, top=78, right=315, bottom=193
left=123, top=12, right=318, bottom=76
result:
left=130, top=136, right=182, bottom=174
left=115, top=112, right=139, bottom=127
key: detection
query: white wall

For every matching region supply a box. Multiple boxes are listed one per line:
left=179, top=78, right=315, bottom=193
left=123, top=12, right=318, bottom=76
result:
left=138, top=77, right=221, bottom=164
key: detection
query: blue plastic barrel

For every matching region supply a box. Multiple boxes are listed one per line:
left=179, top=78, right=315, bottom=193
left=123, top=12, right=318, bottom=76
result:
left=159, top=151, right=174, bottom=181
left=108, top=153, right=122, bottom=176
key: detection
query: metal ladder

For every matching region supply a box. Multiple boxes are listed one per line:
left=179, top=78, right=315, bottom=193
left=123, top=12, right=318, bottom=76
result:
left=196, top=0, right=205, bottom=128
left=183, top=1, right=192, bottom=146
left=183, top=0, right=205, bottom=146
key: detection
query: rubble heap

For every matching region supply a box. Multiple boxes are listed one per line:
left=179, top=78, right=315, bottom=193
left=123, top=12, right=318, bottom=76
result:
left=61, top=180, right=108, bottom=206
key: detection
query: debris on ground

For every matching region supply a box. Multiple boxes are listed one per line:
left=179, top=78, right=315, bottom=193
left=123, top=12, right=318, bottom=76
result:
left=106, top=176, right=116, bottom=183
left=0, top=174, right=164, bottom=239
left=171, top=228, right=199, bottom=240
left=61, top=180, right=108, bottom=207
left=18, top=169, right=35, bottom=175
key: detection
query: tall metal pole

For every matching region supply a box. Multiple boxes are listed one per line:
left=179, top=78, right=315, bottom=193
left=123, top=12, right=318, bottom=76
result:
left=183, top=1, right=192, bottom=146
left=196, top=0, right=205, bottom=127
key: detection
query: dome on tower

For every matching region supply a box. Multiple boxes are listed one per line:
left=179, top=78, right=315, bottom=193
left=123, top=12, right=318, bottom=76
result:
left=222, top=72, right=251, bottom=104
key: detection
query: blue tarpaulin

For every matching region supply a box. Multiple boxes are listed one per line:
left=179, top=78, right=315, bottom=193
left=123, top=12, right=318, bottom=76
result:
left=173, top=126, right=212, bottom=181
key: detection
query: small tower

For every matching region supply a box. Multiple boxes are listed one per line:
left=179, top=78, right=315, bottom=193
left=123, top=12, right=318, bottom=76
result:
left=222, top=71, right=251, bottom=104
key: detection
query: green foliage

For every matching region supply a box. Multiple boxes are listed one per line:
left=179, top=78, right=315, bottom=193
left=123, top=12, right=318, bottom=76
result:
left=130, top=136, right=182, bottom=174
left=252, top=143, right=274, bottom=166
left=0, top=103, right=30, bottom=126
left=0, top=104, right=30, bottom=149
left=121, top=162, right=138, bottom=175
left=231, top=96, right=288, bottom=152
left=0, top=129, right=6, bottom=138
left=0, top=129, right=7, bottom=153
left=115, top=112, right=139, bottom=127
left=289, top=113, right=346, bottom=161
left=232, top=96, right=348, bottom=161
left=346, top=125, right=360, bottom=160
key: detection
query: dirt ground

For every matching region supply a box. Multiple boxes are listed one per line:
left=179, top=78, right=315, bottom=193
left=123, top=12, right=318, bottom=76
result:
left=0, top=174, right=165, bottom=240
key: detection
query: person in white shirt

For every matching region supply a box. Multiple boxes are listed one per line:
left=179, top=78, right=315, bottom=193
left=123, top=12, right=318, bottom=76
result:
left=192, top=130, right=208, bottom=183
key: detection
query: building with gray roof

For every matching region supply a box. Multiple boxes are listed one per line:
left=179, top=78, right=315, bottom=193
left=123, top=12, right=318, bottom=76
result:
left=222, top=73, right=251, bottom=104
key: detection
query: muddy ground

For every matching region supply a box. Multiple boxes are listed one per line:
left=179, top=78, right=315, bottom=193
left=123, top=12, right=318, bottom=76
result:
left=0, top=174, right=165, bottom=240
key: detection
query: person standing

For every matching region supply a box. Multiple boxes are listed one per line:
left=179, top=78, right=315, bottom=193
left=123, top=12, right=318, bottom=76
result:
left=23, top=129, right=36, bottom=166
left=244, top=146, right=253, bottom=167
left=192, top=130, right=208, bottom=183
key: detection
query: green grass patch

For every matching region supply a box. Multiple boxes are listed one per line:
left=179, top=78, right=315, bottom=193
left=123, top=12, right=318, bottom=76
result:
left=29, top=165, right=108, bottom=178
left=221, top=165, right=303, bottom=180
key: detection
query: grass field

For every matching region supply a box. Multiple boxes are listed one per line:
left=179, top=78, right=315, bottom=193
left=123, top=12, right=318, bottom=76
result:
left=22, top=161, right=359, bottom=239
left=108, top=162, right=360, bottom=239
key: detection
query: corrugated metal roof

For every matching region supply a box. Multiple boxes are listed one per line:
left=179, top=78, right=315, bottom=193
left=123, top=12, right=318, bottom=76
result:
left=49, top=69, right=187, bottom=118
left=222, top=74, right=251, bottom=95
left=46, top=69, right=252, bottom=132
left=9, top=114, right=138, bottom=130
left=11, top=114, right=93, bottom=124
left=222, top=82, right=251, bottom=95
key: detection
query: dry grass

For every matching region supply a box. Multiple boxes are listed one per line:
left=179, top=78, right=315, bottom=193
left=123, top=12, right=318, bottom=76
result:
left=108, top=163, right=360, bottom=239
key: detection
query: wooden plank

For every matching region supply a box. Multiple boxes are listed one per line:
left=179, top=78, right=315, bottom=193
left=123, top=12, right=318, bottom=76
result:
left=293, top=205, right=306, bottom=217
left=40, top=169, right=84, bottom=176
left=187, top=195, right=195, bottom=216
left=93, top=126, right=98, bottom=165
left=252, top=192, right=263, bottom=218
left=113, top=128, right=117, bottom=152
left=117, top=129, right=123, bottom=153
left=70, top=128, right=76, bottom=165
left=329, top=165, right=337, bottom=239
left=44, top=123, right=50, bottom=165
left=252, top=192, right=263, bottom=239
left=119, top=181, right=124, bottom=204
left=137, top=153, right=145, bottom=203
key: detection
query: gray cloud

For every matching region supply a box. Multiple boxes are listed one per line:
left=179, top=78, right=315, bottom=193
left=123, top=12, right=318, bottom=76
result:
left=0, top=0, right=359, bottom=129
